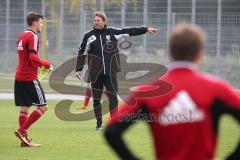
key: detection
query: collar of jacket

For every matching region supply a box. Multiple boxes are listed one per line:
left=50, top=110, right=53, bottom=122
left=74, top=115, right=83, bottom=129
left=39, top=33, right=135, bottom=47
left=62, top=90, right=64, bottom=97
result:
left=27, top=28, right=37, bottom=35
left=93, top=25, right=107, bottom=32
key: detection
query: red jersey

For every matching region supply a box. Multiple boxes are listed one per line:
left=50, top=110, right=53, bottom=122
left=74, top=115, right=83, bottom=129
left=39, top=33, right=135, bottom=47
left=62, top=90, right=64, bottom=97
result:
left=108, top=62, right=240, bottom=160
left=15, top=30, right=40, bottom=81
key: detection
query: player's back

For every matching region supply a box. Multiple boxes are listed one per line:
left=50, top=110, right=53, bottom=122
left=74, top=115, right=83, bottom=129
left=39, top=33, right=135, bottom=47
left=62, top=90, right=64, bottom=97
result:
left=15, top=30, right=39, bottom=81
left=144, top=63, right=240, bottom=160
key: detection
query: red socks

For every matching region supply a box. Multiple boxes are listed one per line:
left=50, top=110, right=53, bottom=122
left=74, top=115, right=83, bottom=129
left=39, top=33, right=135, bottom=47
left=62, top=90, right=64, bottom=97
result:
left=19, top=111, right=28, bottom=128
left=19, top=108, right=45, bottom=133
left=84, top=88, right=92, bottom=107
left=83, top=87, right=110, bottom=107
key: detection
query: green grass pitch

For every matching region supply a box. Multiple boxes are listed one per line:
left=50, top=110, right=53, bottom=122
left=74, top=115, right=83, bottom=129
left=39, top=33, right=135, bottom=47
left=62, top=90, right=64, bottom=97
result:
left=0, top=100, right=239, bottom=160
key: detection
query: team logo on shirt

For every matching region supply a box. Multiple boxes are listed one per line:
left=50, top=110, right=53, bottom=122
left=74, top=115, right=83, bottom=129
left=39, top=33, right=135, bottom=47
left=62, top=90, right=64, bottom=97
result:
left=106, top=35, right=112, bottom=44
left=159, top=90, right=205, bottom=125
left=106, top=35, right=111, bottom=41
left=89, top=35, right=96, bottom=43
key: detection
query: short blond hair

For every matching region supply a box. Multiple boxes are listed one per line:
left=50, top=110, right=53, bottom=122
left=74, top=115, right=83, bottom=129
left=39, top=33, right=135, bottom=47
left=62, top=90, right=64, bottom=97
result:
left=93, top=11, right=107, bottom=24
left=170, top=23, right=207, bottom=61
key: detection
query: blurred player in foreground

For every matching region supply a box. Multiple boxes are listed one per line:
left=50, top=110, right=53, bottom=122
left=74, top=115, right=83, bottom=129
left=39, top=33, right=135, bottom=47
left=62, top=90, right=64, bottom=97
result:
left=14, top=12, right=52, bottom=147
left=104, top=23, right=240, bottom=160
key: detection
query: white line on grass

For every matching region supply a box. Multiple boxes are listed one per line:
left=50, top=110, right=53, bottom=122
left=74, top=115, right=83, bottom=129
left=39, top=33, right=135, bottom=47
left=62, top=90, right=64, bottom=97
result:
left=0, top=155, right=47, bottom=160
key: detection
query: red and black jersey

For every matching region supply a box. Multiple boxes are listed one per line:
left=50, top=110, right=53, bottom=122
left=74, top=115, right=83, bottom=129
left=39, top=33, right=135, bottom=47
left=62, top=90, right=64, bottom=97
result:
left=105, top=62, right=240, bottom=160
left=15, top=30, right=40, bottom=81
left=15, top=30, right=51, bottom=81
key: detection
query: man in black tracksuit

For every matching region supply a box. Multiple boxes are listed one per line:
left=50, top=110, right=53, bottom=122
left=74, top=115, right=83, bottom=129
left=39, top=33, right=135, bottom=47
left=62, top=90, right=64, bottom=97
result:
left=75, top=11, right=158, bottom=130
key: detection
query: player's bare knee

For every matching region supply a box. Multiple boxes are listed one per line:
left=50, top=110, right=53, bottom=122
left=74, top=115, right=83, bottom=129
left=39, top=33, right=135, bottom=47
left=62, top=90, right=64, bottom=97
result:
left=38, top=105, right=48, bottom=112
left=20, top=106, right=29, bottom=113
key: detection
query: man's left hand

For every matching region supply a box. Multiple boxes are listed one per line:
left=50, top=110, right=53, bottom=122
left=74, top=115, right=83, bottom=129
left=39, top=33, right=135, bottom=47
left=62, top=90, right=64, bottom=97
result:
left=147, top=28, right=158, bottom=35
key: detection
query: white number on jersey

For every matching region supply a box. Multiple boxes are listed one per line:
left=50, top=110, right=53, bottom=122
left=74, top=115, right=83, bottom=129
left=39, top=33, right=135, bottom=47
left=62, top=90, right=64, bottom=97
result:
left=17, top=40, right=23, bottom=50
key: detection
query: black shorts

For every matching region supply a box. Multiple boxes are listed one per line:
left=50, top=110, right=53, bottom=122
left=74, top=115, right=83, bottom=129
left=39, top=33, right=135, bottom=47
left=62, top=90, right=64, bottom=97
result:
left=14, top=80, right=47, bottom=107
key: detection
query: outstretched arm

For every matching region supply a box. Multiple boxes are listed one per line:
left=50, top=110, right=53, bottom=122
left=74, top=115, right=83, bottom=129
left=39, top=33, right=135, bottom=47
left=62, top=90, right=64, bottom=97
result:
left=110, top=26, right=158, bottom=38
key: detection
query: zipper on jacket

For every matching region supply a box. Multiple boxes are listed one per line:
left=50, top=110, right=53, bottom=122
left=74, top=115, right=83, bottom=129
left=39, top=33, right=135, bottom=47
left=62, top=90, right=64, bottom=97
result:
left=100, top=34, right=106, bottom=74
left=115, top=54, right=119, bottom=69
